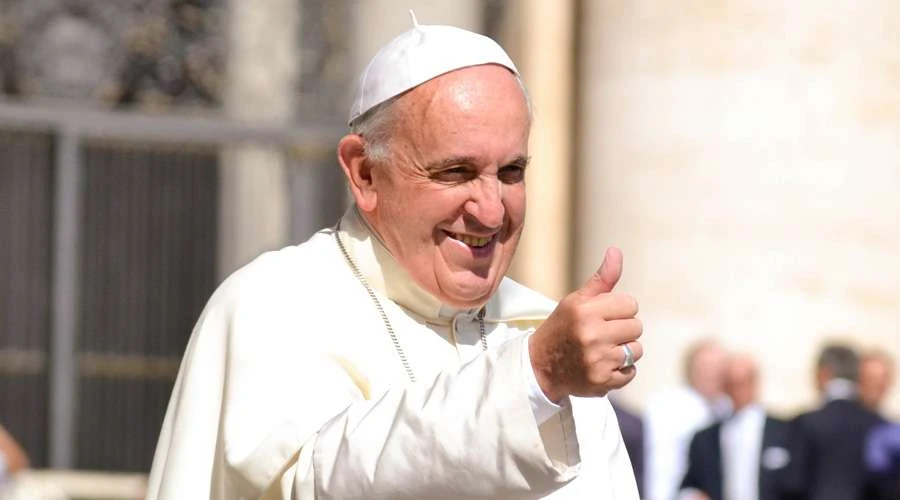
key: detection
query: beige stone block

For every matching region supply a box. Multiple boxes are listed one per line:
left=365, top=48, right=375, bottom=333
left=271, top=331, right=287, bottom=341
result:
left=579, top=0, right=900, bottom=418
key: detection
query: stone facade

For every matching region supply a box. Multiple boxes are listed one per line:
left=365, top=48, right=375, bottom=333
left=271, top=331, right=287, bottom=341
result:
left=577, top=1, right=900, bottom=418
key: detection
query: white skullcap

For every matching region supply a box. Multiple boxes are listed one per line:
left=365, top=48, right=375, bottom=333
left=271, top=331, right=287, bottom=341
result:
left=348, top=11, right=519, bottom=125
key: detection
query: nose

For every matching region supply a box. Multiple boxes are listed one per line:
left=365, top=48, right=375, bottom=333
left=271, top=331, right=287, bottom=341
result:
left=464, top=176, right=505, bottom=230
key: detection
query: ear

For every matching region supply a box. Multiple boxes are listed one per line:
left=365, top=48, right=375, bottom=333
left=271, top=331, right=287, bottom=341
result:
left=337, top=134, right=377, bottom=212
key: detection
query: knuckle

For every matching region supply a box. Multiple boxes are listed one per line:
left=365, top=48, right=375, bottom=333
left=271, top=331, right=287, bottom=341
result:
left=572, top=308, right=591, bottom=326
left=562, top=296, right=588, bottom=320
left=603, top=293, right=638, bottom=318
left=583, top=349, right=605, bottom=368
left=571, top=323, right=594, bottom=347
left=620, top=294, right=638, bottom=316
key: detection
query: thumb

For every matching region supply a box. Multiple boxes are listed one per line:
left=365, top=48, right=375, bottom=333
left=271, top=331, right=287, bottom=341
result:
left=579, top=246, right=623, bottom=296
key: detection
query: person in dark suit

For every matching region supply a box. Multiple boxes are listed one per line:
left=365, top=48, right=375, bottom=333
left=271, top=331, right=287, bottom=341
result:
left=866, top=422, right=900, bottom=500
left=611, top=397, right=645, bottom=497
left=782, top=344, right=884, bottom=500
left=681, top=353, right=791, bottom=500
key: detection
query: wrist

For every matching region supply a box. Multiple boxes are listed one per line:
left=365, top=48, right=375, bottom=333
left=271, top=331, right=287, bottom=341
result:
left=528, top=334, right=567, bottom=403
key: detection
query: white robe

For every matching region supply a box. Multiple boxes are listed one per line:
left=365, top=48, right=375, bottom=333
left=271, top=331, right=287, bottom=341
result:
left=147, top=207, right=639, bottom=499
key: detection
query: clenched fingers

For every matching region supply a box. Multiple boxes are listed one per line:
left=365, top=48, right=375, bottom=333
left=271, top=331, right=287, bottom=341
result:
left=586, top=293, right=639, bottom=320
left=592, top=317, right=643, bottom=347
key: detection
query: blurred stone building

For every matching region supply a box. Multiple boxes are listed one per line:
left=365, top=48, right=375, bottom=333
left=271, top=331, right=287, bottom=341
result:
left=0, top=0, right=898, bottom=478
left=0, top=0, right=350, bottom=474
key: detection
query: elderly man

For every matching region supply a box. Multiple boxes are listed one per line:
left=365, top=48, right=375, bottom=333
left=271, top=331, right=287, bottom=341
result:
left=643, top=339, right=730, bottom=500
left=681, top=354, right=790, bottom=500
left=147, top=19, right=642, bottom=500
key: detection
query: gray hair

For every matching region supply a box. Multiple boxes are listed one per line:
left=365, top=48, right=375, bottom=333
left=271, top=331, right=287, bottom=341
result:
left=349, top=73, right=533, bottom=164
left=817, top=344, right=860, bottom=382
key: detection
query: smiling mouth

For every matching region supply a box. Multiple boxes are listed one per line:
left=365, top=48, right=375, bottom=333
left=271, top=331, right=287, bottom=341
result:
left=445, top=231, right=494, bottom=248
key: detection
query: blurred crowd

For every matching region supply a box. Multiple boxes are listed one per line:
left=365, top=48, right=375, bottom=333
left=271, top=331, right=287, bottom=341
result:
left=613, top=340, right=900, bottom=500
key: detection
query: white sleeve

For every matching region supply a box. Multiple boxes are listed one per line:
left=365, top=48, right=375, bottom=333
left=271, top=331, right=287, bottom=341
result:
left=523, top=331, right=565, bottom=425
left=0, top=452, right=8, bottom=483
left=294, top=334, right=582, bottom=499
left=148, top=293, right=584, bottom=500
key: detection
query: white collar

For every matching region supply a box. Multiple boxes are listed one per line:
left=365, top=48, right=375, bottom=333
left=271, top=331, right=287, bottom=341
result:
left=823, top=378, right=858, bottom=402
left=725, top=403, right=764, bottom=424
left=336, top=206, right=557, bottom=325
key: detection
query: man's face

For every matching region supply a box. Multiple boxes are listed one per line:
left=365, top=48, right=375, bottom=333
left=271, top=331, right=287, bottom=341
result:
left=365, top=65, right=530, bottom=308
left=724, top=356, right=758, bottom=411
left=859, top=358, right=892, bottom=410
left=690, top=345, right=727, bottom=400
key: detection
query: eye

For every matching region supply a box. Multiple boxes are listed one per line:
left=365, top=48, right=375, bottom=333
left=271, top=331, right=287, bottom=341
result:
left=498, top=164, right=526, bottom=184
left=430, top=166, right=476, bottom=184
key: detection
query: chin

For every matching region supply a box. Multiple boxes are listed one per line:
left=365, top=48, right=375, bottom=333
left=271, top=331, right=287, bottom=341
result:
left=440, top=278, right=500, bottom=308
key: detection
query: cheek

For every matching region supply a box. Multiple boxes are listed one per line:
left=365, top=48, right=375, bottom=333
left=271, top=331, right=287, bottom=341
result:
left=504, top=188, right=527, bottom=223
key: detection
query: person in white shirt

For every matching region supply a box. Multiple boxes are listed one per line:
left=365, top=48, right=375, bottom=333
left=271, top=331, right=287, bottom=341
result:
left=681, top=354, right=791, bottom=500
left=643, top=339, right=730, bottom=500
left=146, top=15, right=643, bottom=500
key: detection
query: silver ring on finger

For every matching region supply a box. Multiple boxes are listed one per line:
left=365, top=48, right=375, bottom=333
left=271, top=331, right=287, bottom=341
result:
left=620, top=342, right=636, bottom=369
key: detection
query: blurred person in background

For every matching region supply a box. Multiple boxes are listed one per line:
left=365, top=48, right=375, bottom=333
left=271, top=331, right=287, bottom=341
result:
left=681, top=353, right=791, bottom=500
left=146, top=17, right=643, bottom=500
left=0, top=424, right=28, bottom=488
left=859, top=350, right=895, bottom=415
left=865, top=421, right=900, bottom=500
left=782, top=344, right=884, bottom=500
left=610, top=393, right=645, bottom=497
left=0, top=424, right=47, bottom=500
left=644, top=339, right=731, bottom=500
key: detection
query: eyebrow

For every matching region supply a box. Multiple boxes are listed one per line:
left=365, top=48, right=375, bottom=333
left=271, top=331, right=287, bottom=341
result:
left=424, top=156, right=479, bottom=172
left=424, top=155, right=530, bottom=172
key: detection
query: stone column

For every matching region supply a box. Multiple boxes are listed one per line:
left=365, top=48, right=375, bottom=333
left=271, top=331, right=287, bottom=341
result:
left=352, top=0, right=482, bottom=77
left=218, top=0, right=298, bottom=279
left=578, top=1, right=900, bottom=418
left=501, top=0, right=576, bottom=300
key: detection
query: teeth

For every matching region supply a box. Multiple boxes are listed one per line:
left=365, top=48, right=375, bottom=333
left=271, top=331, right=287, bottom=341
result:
left=452, top=233, right=492, bottom=247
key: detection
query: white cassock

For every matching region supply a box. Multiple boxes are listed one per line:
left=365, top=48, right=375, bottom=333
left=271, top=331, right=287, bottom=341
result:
left=146, top=207, right=639, bottom=499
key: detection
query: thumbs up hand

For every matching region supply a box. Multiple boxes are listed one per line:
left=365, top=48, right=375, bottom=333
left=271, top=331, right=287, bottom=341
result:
left=529, top=247, right=643, bottom=402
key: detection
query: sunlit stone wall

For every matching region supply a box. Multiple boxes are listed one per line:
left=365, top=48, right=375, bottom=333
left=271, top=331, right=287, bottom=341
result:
left=577, top=1, right=900, bottom=418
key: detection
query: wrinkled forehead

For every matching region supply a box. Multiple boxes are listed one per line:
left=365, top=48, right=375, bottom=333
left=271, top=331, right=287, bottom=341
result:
left=391, top=66, right=531, bottom=158
left=415, top=65, right=523, bottom=109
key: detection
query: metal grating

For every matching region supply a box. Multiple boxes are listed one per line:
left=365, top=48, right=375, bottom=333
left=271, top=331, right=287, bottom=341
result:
left=75, top=141, right=218, bottom=471
left=0, top=130, right=54, bottom=467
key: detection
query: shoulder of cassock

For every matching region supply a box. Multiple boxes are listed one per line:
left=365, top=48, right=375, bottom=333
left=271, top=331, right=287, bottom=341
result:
left=208, top=228, right=559, bottom=330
